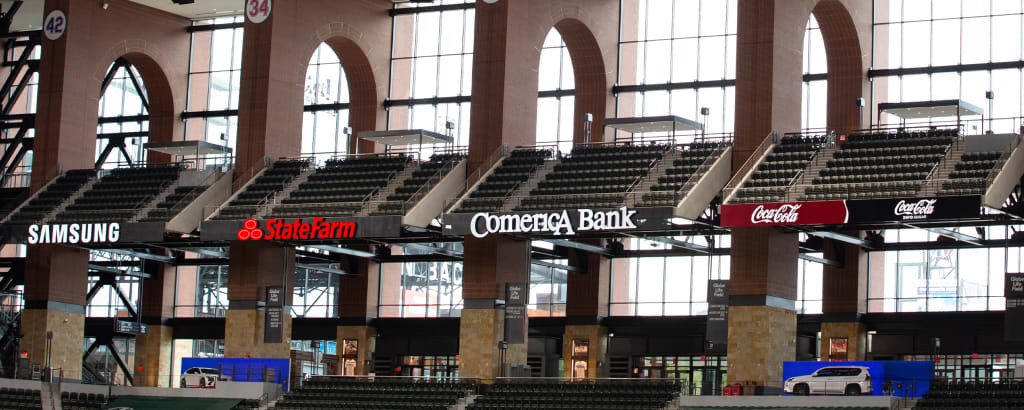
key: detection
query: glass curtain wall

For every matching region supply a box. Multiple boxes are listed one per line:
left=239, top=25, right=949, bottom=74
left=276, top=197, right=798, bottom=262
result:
left=867, top=226, right=1024, bottom=312
left=389, top=1, right=474, bottom=157
left=617, top=0, right=738, bottom=138
left=185, top=17, right=244, bottom=149
left=873, top=0, right=1024, bottom=132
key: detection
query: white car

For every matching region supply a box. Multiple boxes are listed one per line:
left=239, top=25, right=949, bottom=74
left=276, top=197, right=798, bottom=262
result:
left=784, top=366, right=873, bottom=396
left=180, top=367, right=228, bottom=388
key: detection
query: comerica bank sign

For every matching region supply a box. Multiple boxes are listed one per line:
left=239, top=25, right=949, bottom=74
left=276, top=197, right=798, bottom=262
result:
left=469, top=207, right=638, bottom=238
left=27, top=223, right=121, bottom=245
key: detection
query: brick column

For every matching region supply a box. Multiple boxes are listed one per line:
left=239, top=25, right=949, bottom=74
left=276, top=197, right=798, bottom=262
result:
left=335, top=246, right=379, bottom=375
left=819, top=233, right=874, bottom=361
left=224, top=240, right=295, bottom=359
left=134, top=257, right=176, bottom=387
left=562, top=241, right=610, bottom=376
left=458, top=235, right=530, bottom=379
left=24, top=0, right=188, bottom=381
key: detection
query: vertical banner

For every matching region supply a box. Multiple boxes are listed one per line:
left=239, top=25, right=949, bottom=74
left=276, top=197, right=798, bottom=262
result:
left=504, top=283, right=527, bottom=344
left=1006, top=273, right=1024, bottom=342
left=264, top=286, right=283, bottom=343
left=706, top=280, right=729, bottom=352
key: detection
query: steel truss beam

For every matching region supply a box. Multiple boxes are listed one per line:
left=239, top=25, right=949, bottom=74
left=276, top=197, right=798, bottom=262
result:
left=806, top=231, right=872, bottom=249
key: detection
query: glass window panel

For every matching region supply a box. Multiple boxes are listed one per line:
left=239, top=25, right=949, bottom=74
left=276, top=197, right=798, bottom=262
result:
left=699, top=0, right=727, bottom=36
left=439, top=10, right=465, bottom=55
left=672, top=0, right=700, bottom=38
left=903, top=0, right=931, bottom=21
left=932, top=0, right=961, bottom=20
left=931, top=72, right=960, bottom=100
left=646, top=0, right=674, bottom=40
left=992, top=69, right=1021, bottom=121
left=991, top=14, right=1015, bottom=61
left=539, top=47, right=562, bottom=91
left=437, top=55, right=463, bottom=97
left=963, top=0, right=990, bottom=17
left=931, top=19, right=960, bottom=66
left=697, top=36, right=725, bottom=80
left=644, top=40, right=672, bottom=84
left=415, top=12, right=441, bottom=57
left=413, top=56, right=439, bottom=98
left=961, top=17, right=991, bottom=64
left=672, top=38, right=698, bottom=82
left=902, top=21, right=931, bottom=67
left=664, top=257, right=692, bottom=303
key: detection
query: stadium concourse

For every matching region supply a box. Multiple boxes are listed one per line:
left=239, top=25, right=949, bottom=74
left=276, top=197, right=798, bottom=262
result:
left=0, top=0, right=1022, bottom=409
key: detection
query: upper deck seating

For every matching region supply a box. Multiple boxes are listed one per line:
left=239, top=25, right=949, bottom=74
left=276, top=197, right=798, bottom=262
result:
left=456, top=149, right=551, bottom=213
left=6, top=169, right=95, bottom=224
left=56, top=165, right=182, bottom=223
left=269, top=154, right=411, bottom=218
left=213, top=159, right=308, bottom=220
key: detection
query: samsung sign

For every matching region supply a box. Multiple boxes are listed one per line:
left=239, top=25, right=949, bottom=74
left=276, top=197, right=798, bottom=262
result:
left=27, top=223, right=120, bottom=245
left=469, top=207, right=638, bottom=238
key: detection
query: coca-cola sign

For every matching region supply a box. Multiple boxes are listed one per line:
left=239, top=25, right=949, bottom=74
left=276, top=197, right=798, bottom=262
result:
left=846, top=196, right=980, bottom=224
left=751, top=204, right=803, bottom=224
left=893, top=199, right=937, bottom=220
left=721, top=201, right=848, bottom=227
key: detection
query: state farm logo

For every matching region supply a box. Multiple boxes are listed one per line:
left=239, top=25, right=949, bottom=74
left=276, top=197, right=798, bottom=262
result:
left=894, top=199, right=937, bottom=220
left=237, top=219, right=264, bottom=240
left=751, top=204, right=802, bottom=224
left=237, top=218, right=356, bottom=241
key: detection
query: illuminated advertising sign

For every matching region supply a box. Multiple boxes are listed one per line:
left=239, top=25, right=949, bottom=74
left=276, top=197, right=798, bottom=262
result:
left=236, top=218, right=355, bottom=241
left=720, top=201, right=849, bottom=227
left=27, top=223, right=121, bottom=244
left=442, top=207, right=672, bottom=237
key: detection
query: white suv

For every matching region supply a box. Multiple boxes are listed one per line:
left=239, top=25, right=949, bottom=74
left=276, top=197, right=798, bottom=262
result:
left=784, top=366, right=872, bottom=396
left=180, top=367, right=228, bottom=388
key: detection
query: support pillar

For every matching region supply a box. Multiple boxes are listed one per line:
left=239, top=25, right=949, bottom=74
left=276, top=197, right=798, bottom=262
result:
left=563, top=242, right=611, bottom=378
left=458, top=235, right=530, bottom=379
left=820, top=234, right=871, bottom=361
left=337, top=326, right=376, bottom=376
left=134, top=257, right=176, bottom=387
left=224, top=240, right=295, bottom=359
left=726, top=228, right=798, bottom=394
left=335, top=246, right=379, bottom=375
left=22, top=245, right=88, bottom=381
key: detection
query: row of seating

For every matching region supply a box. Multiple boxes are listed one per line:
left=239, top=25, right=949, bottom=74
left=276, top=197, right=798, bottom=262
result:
left=269, top=155, right=412, bottom=218
left=639, top=143, right=729, bottom=207
left=732, top=135, right=825, bottom=203
left=141, top=185, right=208, bottom=222
left=457, top=149, right=551, bottom=213
left=215, top=159, right=310, bottom=220
left=916, top=380, right=1024, bottom=409
left=516, top=144, right=666, bottom=211
left=468, top=380, right=679, bottom=410
left=61, top=391, right=107, bottom=410
left=373, top=153, right=467, bottom=215
left=6, top=169, right=95, bottom=224
left=272, top=377, right=472, bottom=410
left=56, top=165, right=183, bottom=223
left=0, top=387, right=41, bottom=410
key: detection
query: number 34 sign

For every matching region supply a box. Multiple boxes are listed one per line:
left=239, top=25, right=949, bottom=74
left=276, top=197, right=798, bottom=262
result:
left=43, top=10, right=66, bottom=41
left=246, top=0, right=272, bottom=24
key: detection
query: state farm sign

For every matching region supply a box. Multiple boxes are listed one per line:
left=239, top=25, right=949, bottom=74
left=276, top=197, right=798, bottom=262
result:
left=237, top=218, right=355, bottom=241
left=720, top=201, right=849, bottom=227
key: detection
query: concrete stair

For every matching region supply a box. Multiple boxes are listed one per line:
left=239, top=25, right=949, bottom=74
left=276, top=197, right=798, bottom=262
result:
left=504, top=159, right=558, bottom=211
left=260, top=167, right=316, bottom=218
left=789, top=144, right=838, bottom=200
left=39, top=176, right=98, bottom=224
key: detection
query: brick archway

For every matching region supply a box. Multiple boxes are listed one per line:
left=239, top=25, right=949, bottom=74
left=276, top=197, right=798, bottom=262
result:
left=94, top=51, right=178, bottom=164
left=298, top=36, right=380, bottom=155
left=551, top=18, right=608, bottom=145
left=812, top=0, right=867, bottom=134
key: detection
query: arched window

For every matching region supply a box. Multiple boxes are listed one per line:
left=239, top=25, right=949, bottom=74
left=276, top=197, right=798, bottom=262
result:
left=96, top=60, right=149, bottom=168
left=536, top=29, right=575, bottom=154
left=302, top=43, right=350, bottom=164
left=801, top=15, right=827, bottom=131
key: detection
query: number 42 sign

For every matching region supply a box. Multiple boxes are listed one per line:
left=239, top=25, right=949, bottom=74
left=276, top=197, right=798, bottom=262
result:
left=246, top=0, right=272, bottom=24
left=43, top=10, right=66, bottom=41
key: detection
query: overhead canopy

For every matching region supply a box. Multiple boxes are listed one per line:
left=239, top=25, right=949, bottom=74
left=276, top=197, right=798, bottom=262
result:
left=357, top=129, right=453, bottom=146
left=878, top=99, right=984, bottom=120
left=603, top=115, right=703, bottom=134
left=144, top=141, right=233, bottom=156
